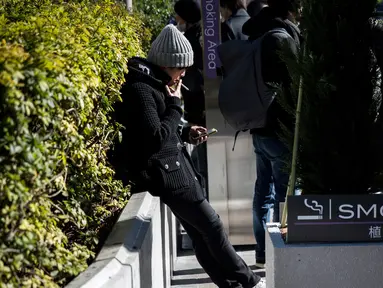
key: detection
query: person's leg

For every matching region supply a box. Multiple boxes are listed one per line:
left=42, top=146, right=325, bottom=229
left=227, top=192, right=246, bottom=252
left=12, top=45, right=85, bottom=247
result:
left=173, top=212, right=235, bottom=288
left=163, top=196, right=261, bottom=288
left=252, top=134, right=273, bottom=266
left=268, top=140, right=290, bottom=223
left=255, top=135, right=290, bottom=223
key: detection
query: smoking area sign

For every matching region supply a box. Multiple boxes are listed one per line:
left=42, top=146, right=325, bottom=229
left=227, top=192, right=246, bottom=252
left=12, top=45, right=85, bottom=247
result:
left=288, top=195, right=383, bottom=243
left=201, top=0, right=221, bottom=78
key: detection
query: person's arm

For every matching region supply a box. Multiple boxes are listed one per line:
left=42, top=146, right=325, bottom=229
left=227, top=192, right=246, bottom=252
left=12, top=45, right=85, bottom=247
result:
left=369, top=19, right=383, bottom=88
left=180, top=125, right=208, bottom=145
left=261, top=33, right=298, bottom=86
left=368, top=18, right=383, bottom=120
left=260, top=32, right=299, bottom=134
left=131, top=82, right=183, bottom=153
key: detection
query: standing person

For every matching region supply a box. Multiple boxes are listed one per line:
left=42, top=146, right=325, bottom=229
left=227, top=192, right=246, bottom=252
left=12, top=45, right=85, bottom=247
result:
left=174, top=0, right=209, bottom=195
left=174, top=0, right=204, bottom=127
left=220, top=0, right=250, bottom=42
left=242, top=0, right=302, bottom=268
left=110, top=25, right=265, bottom=288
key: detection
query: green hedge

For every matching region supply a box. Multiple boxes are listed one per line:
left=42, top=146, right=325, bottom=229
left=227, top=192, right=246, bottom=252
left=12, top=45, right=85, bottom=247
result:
left=0, top=0, right=150, bottom=287
left=134, top=0, right=174, bottom=42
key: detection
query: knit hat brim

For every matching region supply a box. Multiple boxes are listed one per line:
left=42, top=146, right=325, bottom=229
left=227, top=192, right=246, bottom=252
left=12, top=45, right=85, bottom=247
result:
left=148, top=52, right=194, bottom=68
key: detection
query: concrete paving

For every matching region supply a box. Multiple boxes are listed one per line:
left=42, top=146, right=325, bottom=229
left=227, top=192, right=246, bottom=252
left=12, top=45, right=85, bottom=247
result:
left=171, top=247, right=265, bottom=287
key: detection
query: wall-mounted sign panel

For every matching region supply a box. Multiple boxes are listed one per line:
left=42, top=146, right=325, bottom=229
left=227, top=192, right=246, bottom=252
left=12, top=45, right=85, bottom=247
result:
left=201, top=0, right=221, bottom=78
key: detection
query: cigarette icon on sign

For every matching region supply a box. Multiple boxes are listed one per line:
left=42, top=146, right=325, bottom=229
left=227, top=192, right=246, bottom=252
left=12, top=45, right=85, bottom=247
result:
left=297, top=199, right=324, bottom=220
left=297, top=215, right=323, bottom=220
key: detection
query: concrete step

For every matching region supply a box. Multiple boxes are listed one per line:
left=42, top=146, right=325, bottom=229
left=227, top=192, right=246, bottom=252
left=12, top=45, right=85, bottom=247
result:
left=171, top=247, right=265, bottom=287
left=172, top=271, right=217, bottom=288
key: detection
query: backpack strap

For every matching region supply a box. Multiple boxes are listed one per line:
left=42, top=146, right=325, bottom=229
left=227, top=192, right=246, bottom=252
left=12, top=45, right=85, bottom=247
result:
left=232, top=131, right=241, bottom=151
left=232, top=130, right=249, bottom=151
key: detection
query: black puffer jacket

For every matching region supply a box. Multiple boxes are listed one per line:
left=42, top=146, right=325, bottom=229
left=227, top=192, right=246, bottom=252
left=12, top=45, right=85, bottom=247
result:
left=109, top=57, right=205, bottom=201
left=243, top=7, right=302, bottom=137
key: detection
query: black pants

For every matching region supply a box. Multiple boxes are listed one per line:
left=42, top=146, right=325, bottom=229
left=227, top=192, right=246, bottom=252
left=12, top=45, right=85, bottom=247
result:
left=162, top=196, right=260, bottom=288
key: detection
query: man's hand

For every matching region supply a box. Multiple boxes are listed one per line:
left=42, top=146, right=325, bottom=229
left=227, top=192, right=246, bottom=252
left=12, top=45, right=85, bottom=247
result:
left=189, top=126, right=208, bottom=145
left=165, top=79, right=182, bottom=99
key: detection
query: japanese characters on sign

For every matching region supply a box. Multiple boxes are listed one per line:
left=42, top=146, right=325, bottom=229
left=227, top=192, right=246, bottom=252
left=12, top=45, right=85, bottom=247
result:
left=288, top=195, right=383, bottom=243
left=369, top=225, right=382, bottom=239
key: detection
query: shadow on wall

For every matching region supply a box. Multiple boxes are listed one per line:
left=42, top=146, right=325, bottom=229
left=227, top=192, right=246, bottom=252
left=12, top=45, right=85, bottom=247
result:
left=102, top=214, right=154, bottom=287
left=137, top=219, right=153, bottom=288
left=65, top=192, right=174, bottom=288
left=172, top=277, right=213, bottom=286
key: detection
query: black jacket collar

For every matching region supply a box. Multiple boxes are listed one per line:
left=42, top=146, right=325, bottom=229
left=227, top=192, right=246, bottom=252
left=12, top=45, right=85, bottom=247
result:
left=126, top=57, right=171, bottom=90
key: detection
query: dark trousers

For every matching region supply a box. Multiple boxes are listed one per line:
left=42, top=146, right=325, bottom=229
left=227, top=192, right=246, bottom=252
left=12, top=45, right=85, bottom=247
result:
left=162, top=196, right=259, bottom=288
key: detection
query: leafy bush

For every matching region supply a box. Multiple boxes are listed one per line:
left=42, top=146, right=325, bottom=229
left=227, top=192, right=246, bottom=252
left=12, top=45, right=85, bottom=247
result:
left=0, top=0, right=150, bottom=286
left=133, top=0, right=174, bottom=42
left=279, top=0, right=383, bottom=195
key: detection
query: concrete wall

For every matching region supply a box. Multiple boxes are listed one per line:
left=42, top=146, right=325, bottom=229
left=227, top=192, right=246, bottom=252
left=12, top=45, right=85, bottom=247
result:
left=266, top=223, right=383, bottom=288
left=66, top=192, right=177, bottom=288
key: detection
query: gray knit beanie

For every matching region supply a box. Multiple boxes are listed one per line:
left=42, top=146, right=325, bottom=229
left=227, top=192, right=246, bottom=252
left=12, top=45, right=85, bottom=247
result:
left=147, top=24, right=194, bottom=68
